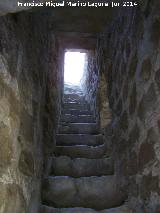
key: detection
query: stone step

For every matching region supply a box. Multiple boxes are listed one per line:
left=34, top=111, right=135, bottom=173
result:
left=61, top=114, right=95, bottom=123
left=64, top=94, right=85, bottom=101
left=63, top=103, right=89, bottom=110
left=56, top=134, right=103, bottom=146
left=55, top=144, right=106, bottom=159
left=41, top=205, right=131, bottom=213
left=51, top=156, right=114, bottom=177
left=62, top=109, right=93, bottom=116
left=63, top=98, right=85, bottom=104
left=63, top=99, right=87, bottom=104
left=42, top=176, right=126, bottom=210
left=58, top=123, right=99, bottom=134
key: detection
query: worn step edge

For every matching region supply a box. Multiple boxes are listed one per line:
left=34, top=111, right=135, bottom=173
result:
left=40, top=205, right=132, bottom=213
left=40, top=204, right=132, bottom=213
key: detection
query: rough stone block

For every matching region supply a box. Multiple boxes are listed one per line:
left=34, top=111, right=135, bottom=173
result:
left=42, top=176, right=126, bottom=210
left=18, top=150, right=34, bottom=176
left=0, top=183, right=26, bottom=213
left=51, top=156, right=114, bottom=177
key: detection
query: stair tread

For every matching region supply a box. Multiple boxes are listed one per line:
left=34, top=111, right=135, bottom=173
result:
left=41, top=205, right=132, bottom=213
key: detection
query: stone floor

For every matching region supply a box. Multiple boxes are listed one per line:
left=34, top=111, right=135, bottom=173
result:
left=40, top=87, right=132, bottom=213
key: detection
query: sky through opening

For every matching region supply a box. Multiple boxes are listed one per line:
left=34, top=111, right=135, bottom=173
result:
left=64, top=51, right=86, bottom=85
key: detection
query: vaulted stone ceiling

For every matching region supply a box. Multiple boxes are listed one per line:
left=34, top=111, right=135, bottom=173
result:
left=0, top=0, right=145, bottom=34
left=36, top=7, right=113, bottom=34
left=0, top=0, right=46, bottom=15
left=0, top=0, right=143, bottom=34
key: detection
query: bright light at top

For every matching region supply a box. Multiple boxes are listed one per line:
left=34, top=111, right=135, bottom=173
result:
left=64, top=51, right=86, bottom=85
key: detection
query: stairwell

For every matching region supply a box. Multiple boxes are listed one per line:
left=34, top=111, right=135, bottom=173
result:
left=40, top=87, right=132, bottom=213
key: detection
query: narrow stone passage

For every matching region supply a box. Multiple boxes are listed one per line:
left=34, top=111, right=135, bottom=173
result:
left=41, top=87, right=131, bottom=213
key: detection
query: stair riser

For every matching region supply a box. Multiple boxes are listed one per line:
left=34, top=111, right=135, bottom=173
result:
left=56, top=145, right=106, bottom=159
left=64, top=94, right=84, bottom=101
left=63, top=103, right=89, bottom=111
left=63, top=99, right=87, bottom=104
left=59, top=124, right=99, bottom=134
left=42, top=176, right=126, bottom=210
left=56, top=134, right=103, bottom=146
left=62, top=109, right=93, bottom=116
left=51, top=157, right=114, bottom=177
left=63, top=99, right=85, bottom=104
left=61, top=115, right=95, bottom=123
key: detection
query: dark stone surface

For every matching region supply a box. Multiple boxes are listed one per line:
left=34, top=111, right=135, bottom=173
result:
left=140, top=58, right=152, bottom=81
left=122, top=78, right=129, bottom=101
left=61, top=114, right=95, bottom=123
left=120, top=111, right=128, bottom=131
left=42, top=176, right=126, bottom=210
left=128, top=52, right=138, bottom=80
left=129, top=83, right=137, bottom=116
left=51, top=156, right=114, bottom=177
left=128, top=123, right=140, bottom=145
left=116, top=98, right=122, bottom=116
left=56, top=134, right=103, bottom=146
left=58, top=123, right=99, bottom=134
left=140, top=174, right=159, bottom=199
left=151, top=18, right=160, bottom=45
left=138, top=83, right=157, bottom=121
left=19, top=150, right=34, bottom=176
left=56, top=144, right=106, bottom=159
left=138, top=142, right=155, bottom=170
left=155, top=69, right=160, bottom=90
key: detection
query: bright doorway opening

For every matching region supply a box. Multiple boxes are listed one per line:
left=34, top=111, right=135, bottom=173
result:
left=64, top=51, right=86, bottom=86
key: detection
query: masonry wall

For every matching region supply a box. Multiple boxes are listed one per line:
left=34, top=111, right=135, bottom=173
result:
left=98, top=1, right=160, bottom=212
left=81, top=48, right=112, bottom=131
left=0, top=12, right=61, bottom=213
left=81, top=50, right=100, bottom=124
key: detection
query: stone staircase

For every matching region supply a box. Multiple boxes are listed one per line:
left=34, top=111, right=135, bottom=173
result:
left=40, top=90, right=131, bottom=213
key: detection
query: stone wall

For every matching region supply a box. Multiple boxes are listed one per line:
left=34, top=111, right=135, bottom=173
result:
left=0, top=12, right=61, bottom=213
left=81, top=48, right=112, bottom=131
left=96, top=41, right=112, bottom=130
left=98, top=1, right=160, bottom=212
left=81, top=50, right=99, bottom=119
